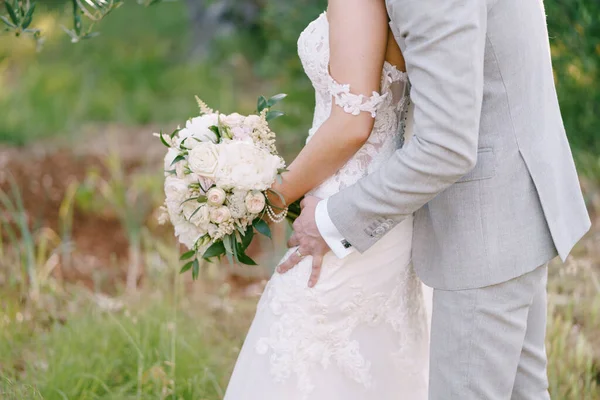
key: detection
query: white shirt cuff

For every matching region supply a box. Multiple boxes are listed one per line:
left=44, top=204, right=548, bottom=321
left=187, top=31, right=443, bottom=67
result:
left=315, top=198, right=355, bottom=259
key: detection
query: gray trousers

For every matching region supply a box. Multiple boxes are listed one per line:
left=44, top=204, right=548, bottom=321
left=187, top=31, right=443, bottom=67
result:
left=429, top=264, right=550, bottom=400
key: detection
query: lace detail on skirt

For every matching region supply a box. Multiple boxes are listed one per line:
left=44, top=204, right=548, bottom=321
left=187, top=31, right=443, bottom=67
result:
left=253, top=252, right=427, bottom=399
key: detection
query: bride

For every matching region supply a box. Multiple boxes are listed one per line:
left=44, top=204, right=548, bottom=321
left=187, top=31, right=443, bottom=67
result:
left=224, top=0, right=429, bottom=398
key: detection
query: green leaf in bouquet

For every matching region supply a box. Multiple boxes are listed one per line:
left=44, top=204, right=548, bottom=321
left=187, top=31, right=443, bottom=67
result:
left=170, top=127, right=182, bottom=139
left=170, top=155, right=185, bottom=166
left=192, top=259, right=200, bottom=280
left=253, top=219, right=272, bottom=239
left=257, top=96, right=268, bottom=113
left=241, top=225, right=254, bottom=250
left=223, top=235, right=234, bottom=265
left=235, top=241, right=258, bottom=266
left=202, top=240, right=226, bottom=260
left=267, top=93, right=287, bottom=107
left=180, top=249, right=196, bottom=261
left=266, top=110, right=285, bottom=121
left=180, top=260, right=194, bottom=274
left=158, top=130, right=171, bottom=148
left=165, top=169, right=176, bottom=175
left=208, top=125, right=221, bottom=142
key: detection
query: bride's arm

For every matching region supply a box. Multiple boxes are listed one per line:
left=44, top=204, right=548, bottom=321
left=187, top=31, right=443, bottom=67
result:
left=271, top=0, right=389, bottom=206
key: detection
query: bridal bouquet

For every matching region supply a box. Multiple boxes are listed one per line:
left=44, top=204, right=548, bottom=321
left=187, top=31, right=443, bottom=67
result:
left=156, top=94, right=292, bottom=278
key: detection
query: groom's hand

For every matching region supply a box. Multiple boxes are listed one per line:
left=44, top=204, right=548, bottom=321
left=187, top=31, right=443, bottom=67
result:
left=277, top=196, right=330, bottom=287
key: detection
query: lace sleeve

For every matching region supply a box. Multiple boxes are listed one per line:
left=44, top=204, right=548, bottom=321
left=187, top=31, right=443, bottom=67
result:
left=328, top=75, right=388, bottom=118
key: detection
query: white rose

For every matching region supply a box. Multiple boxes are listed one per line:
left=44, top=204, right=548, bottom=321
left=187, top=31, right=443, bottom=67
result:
left=210, top=206, right=232, bottom=224
left=245, top=191, right=266, bottom=214
left=188, top=142, right=219, bottom=178
left=164, top=177, right=190, bottom=215
left=206, top=187, right=226, bottom=206
left=215, top=142, right=284, bottom=191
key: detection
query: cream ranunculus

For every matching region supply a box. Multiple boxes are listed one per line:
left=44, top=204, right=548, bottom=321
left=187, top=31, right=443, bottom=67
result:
left=188, top=142, right=219, bottom=178
left=206, top=187, right=226, bottom=206
left=215, top=142, right=284, bottom=191
left=210, top=206, right=232, bottom=224
left=245, top=191, right=266, bottom=214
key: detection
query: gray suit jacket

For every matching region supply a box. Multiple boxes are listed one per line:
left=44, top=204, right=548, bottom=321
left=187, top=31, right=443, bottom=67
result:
left=327, top=0, right=591, bottom=290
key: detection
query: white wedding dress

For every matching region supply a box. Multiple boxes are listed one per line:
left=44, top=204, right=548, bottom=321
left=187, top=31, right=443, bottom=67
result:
left=224, top=12, right=430, bottom=400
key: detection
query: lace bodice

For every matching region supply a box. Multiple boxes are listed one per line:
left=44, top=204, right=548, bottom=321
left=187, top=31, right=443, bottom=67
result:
left=298, top=12, right=411, bottom=199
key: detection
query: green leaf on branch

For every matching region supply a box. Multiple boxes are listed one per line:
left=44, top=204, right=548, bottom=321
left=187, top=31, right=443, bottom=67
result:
left=5, top=2, right=18, bottom=25
left=22, top=2, right=36, bottom=29
left=0, top=15, right=16, bottom=28
left=257, top=96, right=268, bottom=113
left=267, top=93, right=287, bottom=107
left=253, top=219, right=271, bottom=239
left=180, top=250, right=196, bottom=261
left=266, top=110, right=285, bottom=121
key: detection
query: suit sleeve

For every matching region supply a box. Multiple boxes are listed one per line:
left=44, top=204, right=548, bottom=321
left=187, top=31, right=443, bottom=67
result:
left=327, top=0, right=488, bottom=252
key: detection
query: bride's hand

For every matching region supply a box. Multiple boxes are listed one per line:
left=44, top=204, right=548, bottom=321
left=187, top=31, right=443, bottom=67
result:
left=277, top=196, right=330, bottom=287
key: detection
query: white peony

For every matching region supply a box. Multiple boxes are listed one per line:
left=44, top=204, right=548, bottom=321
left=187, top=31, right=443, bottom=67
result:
left=174, top=221, right=204, bottom=249
left=245, top=191, right=266, bottom=214
left=178, top=115, right=219, bottom=149
left=210, top=206, right=232, bottom=224
left=182, top=202, right=210, bottom=230
left=214, top=141, right=284, bottom=191
left=164, top=148, right=180, bottom=173
left=206, top=187, right=226, bottom=206
left=223, top=113, right=246, bottom=127
left=243, top=115, right=261, bottom=128
left=164, top=177, right=190, bottom=215
left=188, top=142, right=219, bottom=178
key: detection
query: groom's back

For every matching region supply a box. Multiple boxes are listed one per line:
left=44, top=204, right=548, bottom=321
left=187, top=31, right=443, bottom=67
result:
left=412, top=0, right=591, bottom=289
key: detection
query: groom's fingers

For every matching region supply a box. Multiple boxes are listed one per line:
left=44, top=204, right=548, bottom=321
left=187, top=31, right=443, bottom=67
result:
left=308, top=255, right=323, bottom=288
left=277, top=250, right=303, bottom=274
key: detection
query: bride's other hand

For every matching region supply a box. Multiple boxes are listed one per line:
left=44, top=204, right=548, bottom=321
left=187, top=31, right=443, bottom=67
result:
left=277, top=196, right=330, bottom=287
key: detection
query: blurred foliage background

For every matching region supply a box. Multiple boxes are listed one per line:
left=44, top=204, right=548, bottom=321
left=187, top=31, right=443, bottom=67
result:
left=0, top=1, right=599, bottom=399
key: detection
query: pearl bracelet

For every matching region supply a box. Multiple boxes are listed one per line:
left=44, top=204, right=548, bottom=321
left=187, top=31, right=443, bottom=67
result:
left=266, top=204, right=288, bottom=223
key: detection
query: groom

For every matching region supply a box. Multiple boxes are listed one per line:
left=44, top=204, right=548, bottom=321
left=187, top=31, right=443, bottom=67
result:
left=278, top=0, right=591, bottom=398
